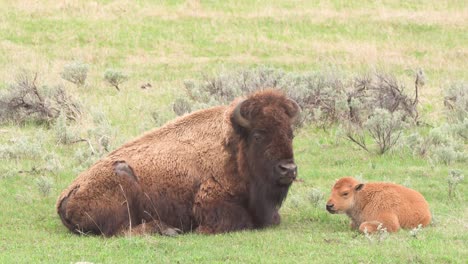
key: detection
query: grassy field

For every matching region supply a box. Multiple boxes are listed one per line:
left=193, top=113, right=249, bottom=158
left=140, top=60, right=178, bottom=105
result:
left=0, top=0, right=467, bottom=263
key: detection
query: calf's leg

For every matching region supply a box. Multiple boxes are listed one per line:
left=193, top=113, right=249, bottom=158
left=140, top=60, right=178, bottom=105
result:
left=359, top=213, right=400, bottom=233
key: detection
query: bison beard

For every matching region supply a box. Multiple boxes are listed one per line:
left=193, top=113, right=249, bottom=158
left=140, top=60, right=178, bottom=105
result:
left=248, top=177, right=289, bottom=227
left=56, top=89, right=299, bottom=236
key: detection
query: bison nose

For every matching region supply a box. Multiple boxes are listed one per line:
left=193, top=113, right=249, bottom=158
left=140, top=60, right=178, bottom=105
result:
left=277, top=162, right=297, bottom=176
left=326, top=203, right=337, bottom=214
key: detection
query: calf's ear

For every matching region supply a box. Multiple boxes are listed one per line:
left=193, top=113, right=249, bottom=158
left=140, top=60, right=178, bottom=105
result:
left=355, top=183, right=364, bottom=191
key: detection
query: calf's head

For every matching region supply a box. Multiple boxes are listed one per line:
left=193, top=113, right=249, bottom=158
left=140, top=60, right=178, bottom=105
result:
left=326, top=177, right=364, bottom=214
left=231, top=90, right=300, bottom=186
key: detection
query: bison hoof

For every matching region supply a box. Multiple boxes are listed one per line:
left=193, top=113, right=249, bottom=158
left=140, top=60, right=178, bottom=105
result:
left=161, top=227, right=182, bottom=237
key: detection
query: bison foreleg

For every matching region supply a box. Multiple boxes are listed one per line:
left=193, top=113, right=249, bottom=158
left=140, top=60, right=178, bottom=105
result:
left=194, top=201, right=254, bottom=234
left=271, top=210, right=281, bottom=226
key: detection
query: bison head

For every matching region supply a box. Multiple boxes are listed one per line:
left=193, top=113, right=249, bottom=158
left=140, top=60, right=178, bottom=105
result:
left=326, top=177, right=364, bottom=214
left=231, top=90, right=300, bottom=187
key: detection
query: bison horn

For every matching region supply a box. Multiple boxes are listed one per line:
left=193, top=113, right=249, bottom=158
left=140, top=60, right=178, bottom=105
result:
left=288, top=98, right=301, bottom=123
left=233, top=100, right=251, bottom=128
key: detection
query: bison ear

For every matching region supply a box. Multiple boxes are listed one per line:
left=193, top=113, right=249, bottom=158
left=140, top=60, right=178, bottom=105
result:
left=355, top=183, right=364, bottom=191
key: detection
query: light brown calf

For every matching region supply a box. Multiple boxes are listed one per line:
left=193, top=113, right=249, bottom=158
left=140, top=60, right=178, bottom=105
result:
left=326, top=177, right=431, bottom=233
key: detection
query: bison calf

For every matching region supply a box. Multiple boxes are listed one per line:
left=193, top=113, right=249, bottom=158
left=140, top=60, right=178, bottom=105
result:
left=326, top=177, right=431, bottom=233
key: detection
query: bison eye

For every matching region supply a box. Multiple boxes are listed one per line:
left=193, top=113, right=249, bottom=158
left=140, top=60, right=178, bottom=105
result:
left=252, top=132, right=264, bottom=142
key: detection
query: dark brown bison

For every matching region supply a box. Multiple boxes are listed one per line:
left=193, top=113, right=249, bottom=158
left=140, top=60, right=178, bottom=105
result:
left=326, top=177, right=431, bottom=233
left=57, top=89, right=300, bottom=236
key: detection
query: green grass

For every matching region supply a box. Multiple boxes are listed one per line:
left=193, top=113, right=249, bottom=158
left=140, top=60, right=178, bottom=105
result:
left=0, top=1, right=467, bottom=263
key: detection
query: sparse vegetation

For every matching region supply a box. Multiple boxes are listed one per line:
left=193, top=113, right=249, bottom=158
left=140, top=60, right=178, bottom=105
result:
left=340, top=71, right=420, bottom=154
left=182, top=67, right=286, bottom=107
left=444, top=82, right=467, bottom=123
left=0, top=71, right=81, bottom=125
left=405, top=123, right=466, bottom=165
left=181, top=67, right=419, bottom=133
left=364, top=223, right=389, bottom=244
left=61, top=61, right=89, bottom=87
left=409, top=224, right=424, bottom=239
left=447, top=169, right=464, bottom=199
left=172, top=97, right=192, bottom=116
left=53, top=111, right=80, bottom=144
left=364, top=109, right=408, bottom=154
left=283, top=70, right=347, bottom=128
left=104, top=69, right=128, bottom=91
left=35, top=176, right=54, bottom=196
left=308, top=188, right=324, bottom=207
left=42, top=153, right=63, bottom=173
left=0, top=136, right=43, bottom=159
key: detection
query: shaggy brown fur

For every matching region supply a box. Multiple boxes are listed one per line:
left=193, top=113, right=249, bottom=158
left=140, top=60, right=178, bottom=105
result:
left=326, top=177, right=431, bottom=233
left=57, top=89, right=300, bottom=236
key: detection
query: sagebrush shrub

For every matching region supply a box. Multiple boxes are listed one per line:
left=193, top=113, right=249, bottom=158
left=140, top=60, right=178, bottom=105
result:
left=450, top=118, right=468, bottom=140
left=405, top=125, right=466, bottom=165
left=0, top=136, right=43, bottom=159
left=54, top=111, right=79, bottom=144
left=348, top=72, right=419, bottom=124
left=184, top=66, right=286, bottom=105
left=73, top=147, right=96, bottom=172
left=35, top=176, right=54, bottom=196
left=308, top=188, right=324, bottom=207
left=0, top=70, right=81, bottom=125
left=286, top=194, right=303, bottom=209
left=150, top=109, right=173, bottom=128
left=364, top=109, right=407, bottom=154
left=104, top=69, right=128, bottom=91
left=61, top=61, right=88, bottom=87
left=447, top=169, right=464, bottom=198
left=339, top=109, right=408, bottom=155
left=180, top=67, right=420, bottom=130
left=172, top=97, right=192, bottom=116
left=181, top=66, right=349, bottom=127
left=42, top=153, right=63, bottom=173
left=442, top=82, right=468, bottom=148
left=428, top=125, right=465, bottom=164
left=444, top=82, right=467, bottom=123
left=180, top=67, right=424, bottom=155
left=82, top=108, right=118, bottom=155
left=282, top=71, right=348, bottom=127
left=340, top=71, right=422, bottom=154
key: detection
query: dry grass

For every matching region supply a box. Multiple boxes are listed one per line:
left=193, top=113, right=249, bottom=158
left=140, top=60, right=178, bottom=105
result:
left=8, top=1, right=467, bottom=26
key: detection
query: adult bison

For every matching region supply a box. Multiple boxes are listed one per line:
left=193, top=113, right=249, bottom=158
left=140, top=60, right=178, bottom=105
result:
left=326, top=177, right=431, bottom=233
left=57, top=89, right=300, bottom=236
